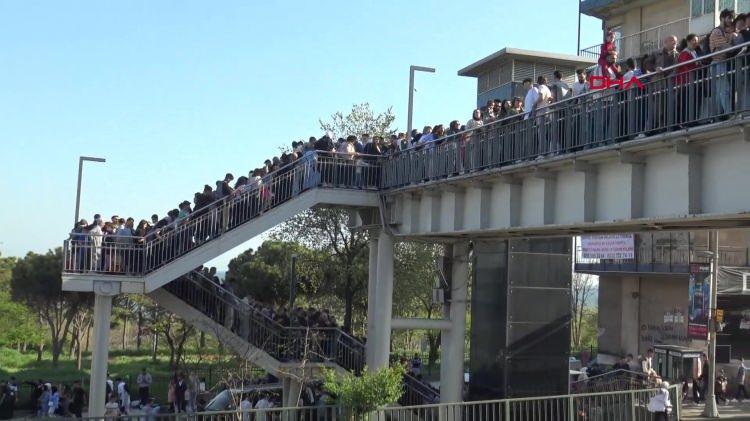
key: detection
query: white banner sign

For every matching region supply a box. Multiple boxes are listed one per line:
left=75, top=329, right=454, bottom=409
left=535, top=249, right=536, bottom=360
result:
left=581, top=234, right=635, bottom=259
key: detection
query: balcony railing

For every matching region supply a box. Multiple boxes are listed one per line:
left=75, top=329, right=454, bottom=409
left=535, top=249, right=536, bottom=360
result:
left=382, top=41, right=750, bottom=189
left=579, top=18, right=691, bottom=60
left=575, top=233, right=750, bottom=274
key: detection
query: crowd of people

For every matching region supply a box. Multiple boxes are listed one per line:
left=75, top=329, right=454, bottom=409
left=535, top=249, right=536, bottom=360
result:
left=66, top=8, right=750, bottom=278
left=575, top=346, right=750, bottom=419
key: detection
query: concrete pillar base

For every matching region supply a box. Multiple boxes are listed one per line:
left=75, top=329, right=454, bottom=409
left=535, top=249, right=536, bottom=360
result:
left=88, top=282, right=118, bottom=417
left=441, top=242, right=469, bottom=403
left=370, top=233, right=394, bottom=370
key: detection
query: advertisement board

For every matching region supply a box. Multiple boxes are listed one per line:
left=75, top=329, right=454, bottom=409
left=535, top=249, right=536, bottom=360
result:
left=581, top=234, right=635, bottom=259
left=688, top=264, right=711, bottom=340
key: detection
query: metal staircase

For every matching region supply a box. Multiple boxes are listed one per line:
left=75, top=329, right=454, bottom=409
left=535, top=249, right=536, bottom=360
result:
left=152, top=270, right=365, bottom=375
left=62, top=153, right=380, bottom=292
left=151, top=270, right=440, bottom=404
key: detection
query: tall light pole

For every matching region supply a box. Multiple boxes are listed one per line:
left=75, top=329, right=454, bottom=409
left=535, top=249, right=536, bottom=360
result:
left=406, top=65, right=435, bottom=143
left=698, top=230, right=720, bottom=418
left=74, top=156, right=106, bottom=225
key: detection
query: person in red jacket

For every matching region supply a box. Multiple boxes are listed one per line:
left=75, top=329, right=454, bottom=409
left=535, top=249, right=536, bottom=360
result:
left=598, top=29, right=618, bottom=76
left=676, top=34, right=701, bottom=125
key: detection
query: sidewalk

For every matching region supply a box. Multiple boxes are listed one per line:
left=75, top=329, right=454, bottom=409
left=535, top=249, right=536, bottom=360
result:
left=681, top=400, right=750, bottom=420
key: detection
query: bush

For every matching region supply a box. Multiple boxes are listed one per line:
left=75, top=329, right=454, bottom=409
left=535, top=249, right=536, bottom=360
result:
left=323, top=365, right=404, bottom=418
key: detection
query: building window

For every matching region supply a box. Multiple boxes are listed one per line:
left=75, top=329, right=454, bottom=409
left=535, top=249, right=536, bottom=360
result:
left=693, top=0, right=748, bottom=17
left=705, top=0, right=716, bottom=14
left=692, top=0, right=703, bottom=17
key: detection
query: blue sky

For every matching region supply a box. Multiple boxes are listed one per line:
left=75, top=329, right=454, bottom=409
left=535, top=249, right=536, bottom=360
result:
left=0, top=1, right=601, bottom=269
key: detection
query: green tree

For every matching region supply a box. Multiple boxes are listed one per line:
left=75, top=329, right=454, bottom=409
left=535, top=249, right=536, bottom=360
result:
left=571, top=273, right=597, bottom=350
left=145, top=306, right=195, bottom=368
left=323, top=365, right=405, bottom=418
left=272, top=209, right=369, bottom=332
left=10, top=248, right=87, bottom=367
left=392, top=242, right=443, bottom=371
left=319, top=102, right=396, bottom=140
left=225, top=240, right=315, bottom=306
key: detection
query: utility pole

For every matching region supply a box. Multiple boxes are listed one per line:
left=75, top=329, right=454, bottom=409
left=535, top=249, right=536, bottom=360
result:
left=702, top=230, right=720, bottom=418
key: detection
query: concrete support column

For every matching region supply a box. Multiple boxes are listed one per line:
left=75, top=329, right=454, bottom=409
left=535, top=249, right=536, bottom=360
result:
left=282, top=377, right=302, bottom=407
left=365, top=231, right=380, bottom=368
left=441, top=242, right=469, bottom=403
left=88, top=283, right=117, bottom=417
left=370, top=233, right=394, bottom=370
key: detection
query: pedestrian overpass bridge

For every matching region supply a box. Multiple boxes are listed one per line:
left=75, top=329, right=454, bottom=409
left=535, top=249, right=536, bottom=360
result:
left=61, top=50, right=750, bottom=415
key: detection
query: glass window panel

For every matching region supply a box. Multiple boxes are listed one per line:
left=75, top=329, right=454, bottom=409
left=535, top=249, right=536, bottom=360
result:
left=705, top=0, right=716, bottom=14
left=739, top=0, right=750, bottom=13
left=693, top=0, right=705, bottom=16
left=719, top=0, right=734, bottom=11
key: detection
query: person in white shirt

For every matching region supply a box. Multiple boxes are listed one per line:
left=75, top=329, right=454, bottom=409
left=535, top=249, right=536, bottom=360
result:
left=550, top=70, right=570, bottom=102
left=572, top=69, right=589, bottom=97
left=240, top=395, right=253, bottom=421
left=465, top=109, right=483, bottom=130
left=89, top=218, right=104, bottom=271
left=116, top=378, right=130, bottom=414
left=137, top=368, right=152, bottom=408
left=254, top=394, right=272, bottom=421
left=647, top=381, right=672, bottom=421
left=523, top=78, right=539, bottom=120
left=528, top=76, right=553, bottom=156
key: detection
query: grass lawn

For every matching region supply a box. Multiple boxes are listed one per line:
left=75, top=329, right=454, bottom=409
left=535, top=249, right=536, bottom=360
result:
left=0, top=346, right=253, bottom=408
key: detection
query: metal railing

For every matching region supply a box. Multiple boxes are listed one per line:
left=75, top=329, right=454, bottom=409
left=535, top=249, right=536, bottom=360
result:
left=68, top=384, right=682, bottom=421
left=579, top=18, right=691, bottom=59
left=163, top=270, right=439, bottom=404
left=163, top=270, right=367, bottom=374
left=64, top=43, right=750, bottom=276
left=570, top=369, right=652, bottom=394
left=63, top=153, right=380, bottom=276
left=575, top=233, right=750, bottom=273
left=382, top=41, right=750, bottom=189
left=399, top=372, right=440, bottom=407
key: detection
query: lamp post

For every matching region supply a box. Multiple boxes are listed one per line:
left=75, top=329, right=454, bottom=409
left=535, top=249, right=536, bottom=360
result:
left=697, top=230, right=720, bottom=418
left=74, top=156, right=106, bottom=225
left=406, top=65, right=435, bottom=144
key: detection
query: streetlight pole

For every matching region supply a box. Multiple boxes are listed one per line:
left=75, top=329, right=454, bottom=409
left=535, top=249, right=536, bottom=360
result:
left=74, top=156, right=106, bottom=225
left=406, top=65, right=435, bottom=144
left=702, top=230, right=720, bottom=418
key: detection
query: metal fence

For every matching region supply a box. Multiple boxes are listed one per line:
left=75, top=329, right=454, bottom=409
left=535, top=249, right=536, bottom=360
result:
left=63, top=154, right=380, bottom=276
left=62, top=384, right=681, bottom=421
left=382, top=42, right=750, bottom=189
left=579, top=18, right=691, bottom=60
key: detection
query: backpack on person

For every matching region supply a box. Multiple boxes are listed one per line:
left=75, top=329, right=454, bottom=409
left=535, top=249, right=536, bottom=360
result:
left=700, top=26, right=724, bottom=63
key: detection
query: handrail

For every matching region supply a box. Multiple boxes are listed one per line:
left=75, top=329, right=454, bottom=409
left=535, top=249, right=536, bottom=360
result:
left=570, top=369, right=647, bottom=385
left=165, top=271, right=367, bottom=373
left=391, top=39, right=750, bottom=157
left=67, top=151, right=385, bottom=240
left=64, top=153, right=382, bottom=275
left=579, top=17, right=691, bottom=55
